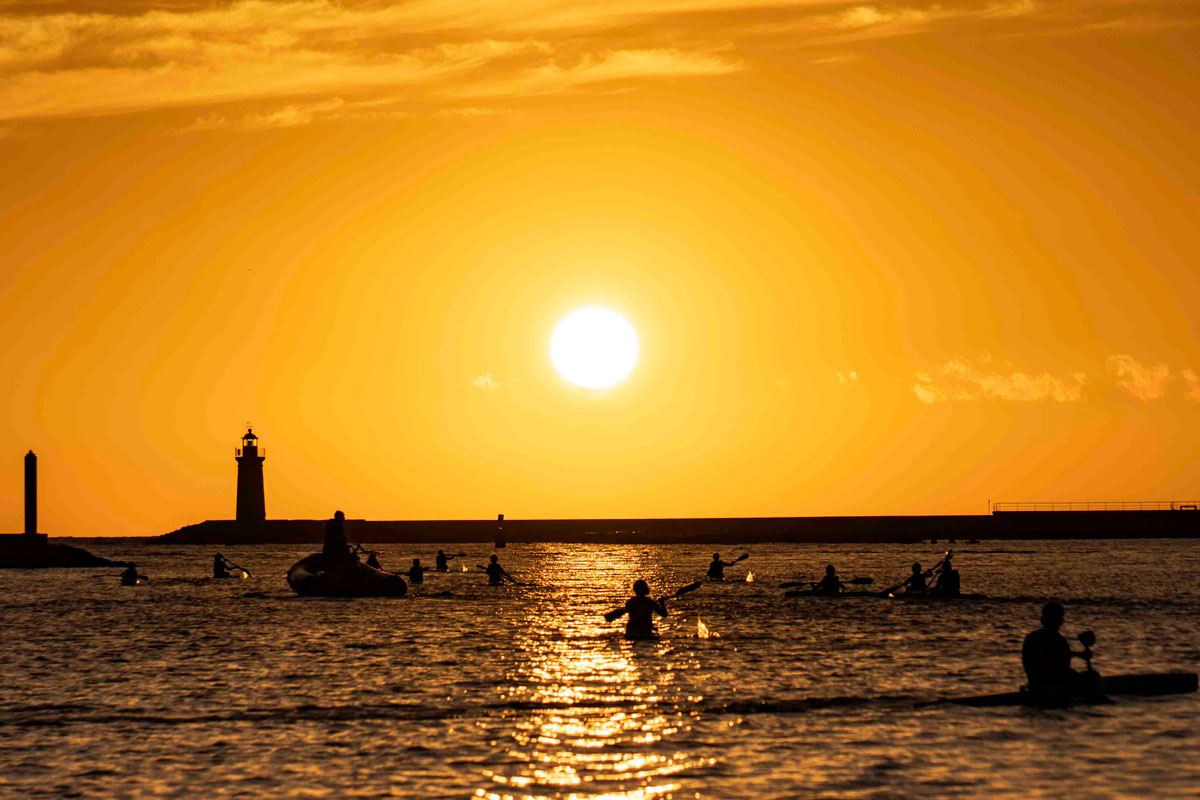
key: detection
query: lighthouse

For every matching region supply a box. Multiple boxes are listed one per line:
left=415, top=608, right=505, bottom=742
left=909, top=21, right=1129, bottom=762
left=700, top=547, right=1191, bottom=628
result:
left=235, top=428, right=266, bottom=524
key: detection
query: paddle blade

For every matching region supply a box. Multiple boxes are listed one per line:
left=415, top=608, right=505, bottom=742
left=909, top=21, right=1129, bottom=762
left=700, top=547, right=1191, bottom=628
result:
left=733, top=553, right=750, bottom=563
left=670, top=581, right=704, bottom=599
left=604, top=608, right=626, bottom=622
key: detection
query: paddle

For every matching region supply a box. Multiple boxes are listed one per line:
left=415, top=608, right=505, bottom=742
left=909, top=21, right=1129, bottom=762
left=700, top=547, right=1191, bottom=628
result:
left=227, top=562, right=252, bottom=578
left=605, top=581, right=703, bottom=622
left=881, top=550, right=952, bottom=596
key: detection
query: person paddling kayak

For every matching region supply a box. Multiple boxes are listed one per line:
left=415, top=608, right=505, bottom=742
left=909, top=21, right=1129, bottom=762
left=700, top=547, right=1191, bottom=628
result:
left=407, top=558, right=429, bottom=584
left=707, top=553, right=747, bottom=580
left=481, top=554, right=515, bottom=585
left=609, top=579, right=668, bottom=640
left=900, top=562, right=929, bottom=594
left=1022, top=602, right=1100, bottom=693
left=435, top=550, right=450, bottom=572
left=812, top=565, right=845, bottom=595
left=120, top=563, right=146, bottom=585
left=932, top=554, right=961, bottom=597
left=212, top=553, right=233, bottom=579
left=365, top=551, right=382, bottom=569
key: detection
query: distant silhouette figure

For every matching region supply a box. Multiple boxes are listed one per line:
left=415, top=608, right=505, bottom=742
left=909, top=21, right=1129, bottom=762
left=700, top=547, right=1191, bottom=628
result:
left=1022, top=602, right=1098, bottom=691
left=120, top=563, right=145, bottom=585
left=813, top=565, right=845, bottom=594
left=902, top=562, right=928, bottom=594
left=323, top=510, right=350, bottom=560
left=615, top=579, right=668, bottom=640
left=436, top=550, right=449, bottom=572
left=213, top=553, right=233, bottom=578
left=707, top=553, right=730, bottom=580
left=407, top=558, right=428, bottom=584
left=933, top=556, right=960, bottom=597
left=365, top=551, right=381, bottom=570
left=482, top=554, right=513, bottom=585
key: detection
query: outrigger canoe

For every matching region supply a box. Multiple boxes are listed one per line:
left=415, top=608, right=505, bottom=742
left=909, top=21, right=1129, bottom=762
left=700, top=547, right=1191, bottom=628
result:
left=286, top=553, right=408, bottom=597
left=924, top=672, right=1197, bottom=708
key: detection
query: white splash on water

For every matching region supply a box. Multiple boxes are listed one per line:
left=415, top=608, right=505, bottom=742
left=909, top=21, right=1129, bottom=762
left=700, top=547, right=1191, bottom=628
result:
left=745, top=571, right=755, bottom=583
left=697, top=617, right=718, bottom=638
left=461, top=562, right=468, bottom=572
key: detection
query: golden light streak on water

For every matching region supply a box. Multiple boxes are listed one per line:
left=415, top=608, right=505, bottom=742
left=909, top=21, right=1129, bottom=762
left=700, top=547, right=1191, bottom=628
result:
left=696, top=618, right=710, bottom=639
left=745, top=571, right=755, bottom=583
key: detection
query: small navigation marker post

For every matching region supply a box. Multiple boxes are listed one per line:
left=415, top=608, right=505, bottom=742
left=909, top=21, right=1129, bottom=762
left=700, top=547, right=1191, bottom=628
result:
left=495, top=513, right=506, bottom=549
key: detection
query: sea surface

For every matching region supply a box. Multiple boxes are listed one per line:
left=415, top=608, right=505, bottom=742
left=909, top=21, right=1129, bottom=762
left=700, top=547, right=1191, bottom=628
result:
left=2, top=539, right=1198, bottom=799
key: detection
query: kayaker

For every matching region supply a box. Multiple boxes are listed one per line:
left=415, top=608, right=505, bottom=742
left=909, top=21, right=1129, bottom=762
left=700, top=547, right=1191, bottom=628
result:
left=323, top=510, right=350, bottom=560
left=812, top=565, right=845, bottom=594
left=1022, top=602, right=1097, bottom=691
left=435, top=550, right=450, bottom=572
left=120, top=563, right=144, bottom=585
left=365, top=551, right=382, bottom=570
left=213, top=553, right=233, bottom=578
left=707, top=553, right=732, bottom=580
left=483, top=554, right=513, bottom=585
left=901, top=562, right=928, bottom=594
left=613, top=579, right=668, bottom=640
left=933, top=556, right=960, bottom=597
left=407, top=558, right=428, bottom=584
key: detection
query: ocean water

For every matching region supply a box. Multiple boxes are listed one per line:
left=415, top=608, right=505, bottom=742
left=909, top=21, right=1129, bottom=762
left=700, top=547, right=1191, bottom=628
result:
left=1, top=539, right=1198, bottom=799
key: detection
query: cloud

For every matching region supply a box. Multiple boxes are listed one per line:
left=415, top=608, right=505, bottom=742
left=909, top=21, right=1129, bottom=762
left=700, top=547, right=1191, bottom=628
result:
left=914, top=358, right=1087, bottom=403
left=836, top=370, right=858, bottom=384
left=1182, top=370, right=1200, bottom=402
left=1106, top=354, right=1171, bottom=401
left=0, top=0, right=1093, bottom=125
left=471, top=372, right=502, bottom=391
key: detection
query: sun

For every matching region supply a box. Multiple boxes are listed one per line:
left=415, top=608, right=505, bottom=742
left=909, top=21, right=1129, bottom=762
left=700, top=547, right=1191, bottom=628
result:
left=550, top=307, right=639, bottom=389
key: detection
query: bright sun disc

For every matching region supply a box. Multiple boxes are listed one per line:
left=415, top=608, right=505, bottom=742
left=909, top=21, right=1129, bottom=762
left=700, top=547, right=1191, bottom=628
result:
left=550, top=307, right=639, bottom=389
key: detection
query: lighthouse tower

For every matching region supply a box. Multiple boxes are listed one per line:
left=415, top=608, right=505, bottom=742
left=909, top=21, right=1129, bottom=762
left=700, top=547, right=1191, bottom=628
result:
left=235, top=428, right=266, bottom=524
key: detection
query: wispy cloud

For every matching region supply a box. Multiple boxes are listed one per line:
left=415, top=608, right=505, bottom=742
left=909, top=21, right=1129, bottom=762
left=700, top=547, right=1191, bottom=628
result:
left=0, top=0, right=1135, bottom=126
left=471, top=372, right=502, bottom=391
left=1182, top=369, right=1200, bottom=403
left=1107, top=354, right=1172, bottom=401
left=837, top=370, right=858, bottom=385
left=914, top=357, right=1087, bottom=403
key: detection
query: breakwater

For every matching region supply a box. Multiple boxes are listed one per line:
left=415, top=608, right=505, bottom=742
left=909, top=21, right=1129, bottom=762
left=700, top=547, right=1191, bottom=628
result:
left=155, top=510, right=1199, bottom=545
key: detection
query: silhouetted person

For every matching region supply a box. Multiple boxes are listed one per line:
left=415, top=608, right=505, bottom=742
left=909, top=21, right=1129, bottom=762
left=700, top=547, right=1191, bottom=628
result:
left=120, top=563, right=144, bottom=586
left=902, top=562, right=928, bottom=594
left=707, top=553, right=732, bottom=580
left=365, top=551, right=381, bottom=570
left=323, top=510, right=350, bottom=560
left=436, top=550, right=449, bottom=572
left=213, top=553, right=233, bottom=578
left=483, top=554, right=513, bottom=585
left=933, top=556, right=960, bottom=597
left=1022, top=602, right=1097, bottom=691
left=617, top=580, right=668, bottom=640
left=813, top=565, right=845, bottom=594
left=407, top=558, right=428, bottom=584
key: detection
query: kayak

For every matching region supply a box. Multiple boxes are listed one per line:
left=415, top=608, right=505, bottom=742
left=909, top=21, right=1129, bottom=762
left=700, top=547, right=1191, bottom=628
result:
left=784, top=590, right=987, bottom=600
left=286, top=553, right=408, bottom=597
left=926, top=672, right=1198, bottom=708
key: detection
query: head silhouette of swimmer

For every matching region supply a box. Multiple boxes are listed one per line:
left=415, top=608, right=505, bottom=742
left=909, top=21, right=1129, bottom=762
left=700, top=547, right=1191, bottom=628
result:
left=1041, top=602, right=1064, bottom=630
left=633, top=579, right=650, bottom=596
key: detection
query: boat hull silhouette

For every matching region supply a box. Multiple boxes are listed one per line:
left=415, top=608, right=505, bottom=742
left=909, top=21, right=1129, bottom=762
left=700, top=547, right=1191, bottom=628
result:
left=928, top=672, right=1197, bottom=707
left=286, top=553, right=408, bottom=597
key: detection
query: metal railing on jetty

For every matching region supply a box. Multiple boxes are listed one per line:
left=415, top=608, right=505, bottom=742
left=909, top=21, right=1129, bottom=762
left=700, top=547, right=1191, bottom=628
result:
left=991, top=501, right=1199, bottom=513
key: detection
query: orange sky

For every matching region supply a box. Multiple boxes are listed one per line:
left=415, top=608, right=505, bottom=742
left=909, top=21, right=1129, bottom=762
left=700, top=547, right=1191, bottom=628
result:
left=2, top=1, right=1199, bottom=535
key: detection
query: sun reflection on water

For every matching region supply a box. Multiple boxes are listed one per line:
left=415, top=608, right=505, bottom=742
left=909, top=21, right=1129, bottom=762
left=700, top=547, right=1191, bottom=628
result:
left=481, top=549, right=714, bottom=799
